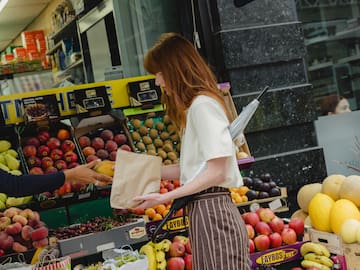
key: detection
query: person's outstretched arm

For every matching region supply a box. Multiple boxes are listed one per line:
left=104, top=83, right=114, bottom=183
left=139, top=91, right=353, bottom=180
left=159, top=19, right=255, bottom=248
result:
left=0, top=160, right=112, bottom=197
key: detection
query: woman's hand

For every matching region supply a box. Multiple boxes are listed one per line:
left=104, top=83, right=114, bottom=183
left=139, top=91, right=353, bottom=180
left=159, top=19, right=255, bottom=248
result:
left=63, top=160, right=113, bottom=186
left=133, top=193, right=167, bottom=210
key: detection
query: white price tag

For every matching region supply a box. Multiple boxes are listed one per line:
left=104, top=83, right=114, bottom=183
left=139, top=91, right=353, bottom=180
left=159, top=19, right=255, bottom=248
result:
left=97, top=242, right=115, bottom=252
left=268, top=199, right=282, bottom=210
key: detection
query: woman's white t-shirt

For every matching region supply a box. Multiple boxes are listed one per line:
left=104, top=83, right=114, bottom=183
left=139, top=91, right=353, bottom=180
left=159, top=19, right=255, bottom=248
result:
left=179, top=95, right=243, bottom=188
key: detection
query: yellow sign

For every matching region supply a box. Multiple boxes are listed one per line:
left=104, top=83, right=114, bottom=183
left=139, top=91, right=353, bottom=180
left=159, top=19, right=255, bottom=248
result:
left=162, top=216, right=189, bottom=231
left=0, top=75, right=154, bottom=125
left=255, top=248, right=298, bottom=265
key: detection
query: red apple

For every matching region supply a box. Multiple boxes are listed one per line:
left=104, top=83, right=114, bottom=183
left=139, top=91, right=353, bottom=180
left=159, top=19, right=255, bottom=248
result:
left=184, top=254, right=192, bottom=270
left=61, top=140, right=75, bottom=152
left=22, top=145, right=37, bottom=157
left=254, top=234, right=270, bottom=251
left=46, top=137, right=61, bottom=150
left=258, top=208, right=275, bottom=223
left=64, top=151, right=78, bottom=163
left=37, top=130, right=50, bottom=143
left=29, top=167, right=44, bottom=174
left=281, top=228, right=297, bottom=245
left=289, top=218, right=305, bottom=236
left=185, top=238, right=192, bottom=254
left=55, top=160, right=67, bottom=170
left=242, top=212, right=260, bottom=227
left=37, top=145, right=50, bottom=157
left=246, top=224, right=255, bottom=239
left=71, top=183, right=86, bottom=192
left=120, top=144, right=132, bottom=151
left=269, top=217, right=285, bottom=233
left=67, top=162, right=80, bottom=169
left=291, top=268, right=304, bottom=270
left=41, top=157, right=54, bottom=169
left=249, top=239, right=255, bottom=253
left=45, top=166, right=58, bottom=174
left=173, top=235, right=188, bottom=245
left=27, top=156, right=41, bottom=168
left=167, top=257, right=185, bottom=270
left=169, top=241, right=186, bottom=257
left=25, top=137, right=40, bottom=147
left=255, top=221, right=271, bottom=236
left=50, top=149, right=63, bottom=161
left=269, top=232, right=282, bottom=248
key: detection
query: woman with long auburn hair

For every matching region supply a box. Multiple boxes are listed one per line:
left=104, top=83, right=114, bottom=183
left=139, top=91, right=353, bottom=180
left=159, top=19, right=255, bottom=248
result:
left=134, top=33, right=250, bottom=270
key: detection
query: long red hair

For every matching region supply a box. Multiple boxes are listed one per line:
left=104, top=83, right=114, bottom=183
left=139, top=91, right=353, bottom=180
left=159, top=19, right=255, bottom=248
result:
left=144, top=33, right=231, bottom=131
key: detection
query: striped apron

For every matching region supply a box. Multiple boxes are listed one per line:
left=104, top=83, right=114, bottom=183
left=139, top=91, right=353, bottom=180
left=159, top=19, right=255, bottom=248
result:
left=188, top=187, right=251, bottom=270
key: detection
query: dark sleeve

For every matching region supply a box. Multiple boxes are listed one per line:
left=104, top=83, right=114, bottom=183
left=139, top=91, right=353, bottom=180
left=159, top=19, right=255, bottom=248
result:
left=0, top=170, right=65, bottom=197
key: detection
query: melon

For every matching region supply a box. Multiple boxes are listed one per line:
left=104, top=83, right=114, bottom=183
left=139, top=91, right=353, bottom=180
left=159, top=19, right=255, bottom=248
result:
left=321, top=174, right=346, bottom=200
left=291, top=209, right=308, bottom=222
left=341, top=219, right=360, bottom=244
left=330, top=199, right=360, bottom=234
left=339, top=175, right=360, bottom=206
left=304, top=215, right=312, bottom=227
left=357, top=226, right=360, bottom=243
left=308, top=193, right=335, bottom=232
left=297, top=183, right=322, bottom=213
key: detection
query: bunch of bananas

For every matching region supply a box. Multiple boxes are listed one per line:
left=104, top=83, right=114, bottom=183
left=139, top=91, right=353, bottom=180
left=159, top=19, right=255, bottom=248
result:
left=139, top=239, right=171, bottom=270
left=300, top=242, right=333, bottom=270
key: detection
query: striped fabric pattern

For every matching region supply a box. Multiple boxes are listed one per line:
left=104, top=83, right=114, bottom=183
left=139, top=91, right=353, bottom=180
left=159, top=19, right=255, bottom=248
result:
left=188, top=188, right=251, bottom=270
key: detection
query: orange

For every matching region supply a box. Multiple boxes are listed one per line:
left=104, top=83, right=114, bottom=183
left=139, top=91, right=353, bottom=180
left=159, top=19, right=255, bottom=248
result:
left=238, top=186, right=250, bottom=196
left=57, top=129, right=70, bottom=141
left=162, top=209, right=170, bottom=217
left=155, top=204, right=166, bottom=215
left=241, top=195, right=248, bottom=202
left=152, top=213, right=163, bottom=221
left=144, top=208, right=156, bottom=219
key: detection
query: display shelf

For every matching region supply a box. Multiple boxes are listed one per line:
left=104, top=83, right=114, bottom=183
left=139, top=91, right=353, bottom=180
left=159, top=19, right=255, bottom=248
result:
left=305, top=35, right=329, bottom=46
left=46, top=40, right=65, bottom=55
left=337, top=54, right=360, bottom=64
left=56, top=59, right=83, bottom=78
left=308, top=61, right=333, bottom=71
left=305, top=25, right=360, bottom=46
left=48, top=18, right=77, bottom=41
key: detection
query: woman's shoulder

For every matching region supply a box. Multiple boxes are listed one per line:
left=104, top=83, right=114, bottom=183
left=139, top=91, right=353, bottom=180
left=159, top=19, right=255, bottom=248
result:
left=191, top=95, right=219, bottom=107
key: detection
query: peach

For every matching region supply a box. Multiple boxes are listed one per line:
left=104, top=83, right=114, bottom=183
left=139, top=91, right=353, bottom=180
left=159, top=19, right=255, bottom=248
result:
left=57, top=129, right=70, bottom=141
left=86, top=154, right=99, bottom=163
left=28, top=219, right=43, bottom=229
left=12, top=215, right=28, bottom=226
left=20, top=209, right=35, bottom=220
left=120, top=144, right=132, bottom=151
left=21, top=225, right=34, bottom=241
left=91, top=137, right=105, bottom=150
left=0, top=234, right=14, bottom=250
left=0, top=216, right=11, bottom=230
left=4, top=207, right=21, bottom=218
left=100, top=129, right=114, bottom=141
left=109, top=151, right=117, bottom=161
left=82, top=146, right=95, bottom=157
left=32, top=237, right=48, bottom=248
left=105, top=140, right=118, bottom=153
left=12, top=241, right=28, bottom=252
left=5, top=222, right=22, bottom=235
left=78, top=136, right=91, bottom=148
left=31, top=226, right=48, bottom=241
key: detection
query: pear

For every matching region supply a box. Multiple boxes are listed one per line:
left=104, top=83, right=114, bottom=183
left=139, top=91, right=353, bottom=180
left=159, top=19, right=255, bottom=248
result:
left=0, top=200, right=5, bottom=209
left=0, top=140, right=11, bottom=153
left=0, top=155, right=5, bottom=165
left=6, top=149, right=18, bottom=158
left=6, top=197, right=24, bottom=207
left=0, top=193, right=7, bottom=203
left=9, top=170, right=22, bottom=176
left=22, top=196, right=33, bottom=204
left=0, top=163, right=10, bottom=172
left=5, top=153, right=20, bottom=170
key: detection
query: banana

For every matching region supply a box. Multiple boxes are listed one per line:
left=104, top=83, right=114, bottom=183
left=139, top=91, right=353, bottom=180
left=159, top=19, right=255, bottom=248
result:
left=304, top=253, right=334, bottom=268
left=140, top=242, right=157, bottom=270
left=156, top=259, right=167, bottom=270
left=154, top=239, right=171, bottom=252
left=155, top=250, right=166, bottom=263
left=300, top=242, right=330, bottom=257
left=301, top=259, right=331, bottom=270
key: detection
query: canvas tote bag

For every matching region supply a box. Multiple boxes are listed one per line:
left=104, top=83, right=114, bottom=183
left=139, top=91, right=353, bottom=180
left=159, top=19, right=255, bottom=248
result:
left=110, top=149, right=162, bottom=209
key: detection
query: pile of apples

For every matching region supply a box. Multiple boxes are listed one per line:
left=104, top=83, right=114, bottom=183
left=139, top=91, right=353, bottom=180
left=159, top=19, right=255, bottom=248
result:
left=242, top=208, right=304, bottom=253
left=21, top=128, right=84, bottom=196
left=166, top=235, right=192, bottom=270
left=0, top=207, right=48, bottom=256
left=77, top=128, right=132, bottom=163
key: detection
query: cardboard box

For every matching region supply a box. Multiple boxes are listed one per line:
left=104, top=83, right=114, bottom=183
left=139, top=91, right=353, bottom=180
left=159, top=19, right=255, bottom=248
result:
left=343, top=243, right=360, bottom=270
left=58, top=219, right=148, bottom=258
left=250, top=241, right=305, bottom=269
left=145, top=215, right=189, bottom=239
